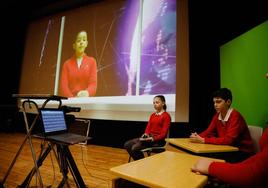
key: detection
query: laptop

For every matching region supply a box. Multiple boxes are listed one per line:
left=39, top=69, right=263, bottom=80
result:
left=39, top=108, right=91, bottom=145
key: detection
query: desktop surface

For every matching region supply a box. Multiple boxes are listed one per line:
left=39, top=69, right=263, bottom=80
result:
left=166, top=138, right=239, bottom=153
left=110, top=151, right=211, bottom=188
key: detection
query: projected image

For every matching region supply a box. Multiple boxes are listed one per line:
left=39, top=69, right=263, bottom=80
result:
left=59, top=31, right=97, bottom=98
left=18, top=0, right=188, bottom=122
left=20, top=0, right=176, bottom=98
left=117, top=0, right=176, bottom=96
left=19, top=18, right=62, bottom=94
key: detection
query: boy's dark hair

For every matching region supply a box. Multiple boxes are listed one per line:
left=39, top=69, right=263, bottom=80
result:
left=154, top=95, right=167, bottom=111
left=212, top=88, right=232, bottom=102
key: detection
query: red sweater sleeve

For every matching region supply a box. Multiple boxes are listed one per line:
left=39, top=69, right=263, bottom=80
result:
left=208, top=128, right=268, bottom=188
left=85, top=57, right=97, bottom=96
left=60, top=60, right=74, bottom=97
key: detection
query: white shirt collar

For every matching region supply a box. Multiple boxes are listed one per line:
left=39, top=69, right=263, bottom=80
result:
left=77, top=57, right=83, bottom=68
left=218, top=108, right=233, bottom=122
left=155, top=110, right=165, bottom=116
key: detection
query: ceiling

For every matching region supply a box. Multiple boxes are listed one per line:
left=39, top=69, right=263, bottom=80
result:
left=188, top=0, right=268, bottom=44
left=1, top=0, right=267, bottom=45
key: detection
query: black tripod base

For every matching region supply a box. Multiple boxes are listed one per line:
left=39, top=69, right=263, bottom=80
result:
left=19, top=142, right=86, bottom=188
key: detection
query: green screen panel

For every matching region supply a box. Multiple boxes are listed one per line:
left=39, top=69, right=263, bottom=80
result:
left=220, top=20, right=268, bottom=128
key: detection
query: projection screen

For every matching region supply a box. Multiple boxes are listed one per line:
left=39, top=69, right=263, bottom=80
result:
left=18, top=0, right=189, bottom=122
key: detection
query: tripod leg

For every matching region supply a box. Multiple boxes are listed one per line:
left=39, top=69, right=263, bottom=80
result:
left=62, top=145, right=86, bottom=188
left=1, top=133, right=28, bottom=184
left=26, top=135, right=44, bottom=187
left=46, top=142, right=70, bottom=188
left=19, top=143, right=52, bottom=187
left=21, top=104, right=43, bottom=187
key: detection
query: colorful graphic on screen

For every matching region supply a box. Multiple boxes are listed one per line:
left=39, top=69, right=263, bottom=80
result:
left=117, top=0, right=176, bottom=96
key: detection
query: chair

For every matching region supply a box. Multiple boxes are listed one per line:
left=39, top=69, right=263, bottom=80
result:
left=248, top=125, right=263, bottom=153
left=128, top=130, right=170, bottom=162
left=68, top=118, right=91, bottom=145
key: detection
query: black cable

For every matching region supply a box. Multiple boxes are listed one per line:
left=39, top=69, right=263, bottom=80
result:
left=80, top=145, right=109, bottom=188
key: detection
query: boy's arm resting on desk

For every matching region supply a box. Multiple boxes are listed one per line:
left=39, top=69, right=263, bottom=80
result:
left=189, top=132, right=205, bottom=143
left=191, top=158, right=215, bottom=175
left=192, top=147, right=268, bottom=187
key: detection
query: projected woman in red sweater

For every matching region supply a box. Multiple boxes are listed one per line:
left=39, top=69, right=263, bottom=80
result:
left=124, top=95, right=171, bottom=160
left=189, top=88, right=255, bottom=162
left=60, top=30, right=97, bottom=98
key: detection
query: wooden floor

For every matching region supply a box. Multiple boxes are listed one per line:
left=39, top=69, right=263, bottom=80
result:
left=0, top=132, right=130, bottom=188
left=0, top=132, right=180, bottom=188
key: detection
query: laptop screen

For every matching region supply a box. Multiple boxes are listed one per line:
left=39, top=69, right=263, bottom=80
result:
left=40, top=109, right=67, bottom=134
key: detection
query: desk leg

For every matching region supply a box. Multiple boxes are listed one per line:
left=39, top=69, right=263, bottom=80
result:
left=111, top=178, right=148, bottom=188
left=111, top=178, right=120, bottom=188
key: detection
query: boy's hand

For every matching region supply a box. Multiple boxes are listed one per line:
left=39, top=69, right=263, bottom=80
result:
left=189, top=132, right=205, bottom=143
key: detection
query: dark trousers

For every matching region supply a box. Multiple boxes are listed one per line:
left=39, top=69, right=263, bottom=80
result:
left=124, top=137, right=165, bottom=160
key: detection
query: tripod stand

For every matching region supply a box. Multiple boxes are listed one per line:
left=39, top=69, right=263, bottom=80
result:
left=0, top=94, right=66, bottom=188
left=19, top=140, right=87, bottom=188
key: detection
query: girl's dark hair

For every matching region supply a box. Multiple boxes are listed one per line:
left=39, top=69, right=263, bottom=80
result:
left=154, top=95, right=167, bottom=111
left=212, top=88, right=232, bottom=102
